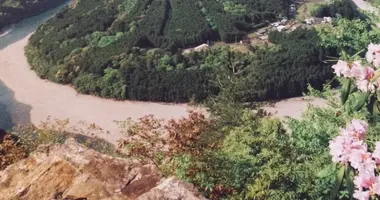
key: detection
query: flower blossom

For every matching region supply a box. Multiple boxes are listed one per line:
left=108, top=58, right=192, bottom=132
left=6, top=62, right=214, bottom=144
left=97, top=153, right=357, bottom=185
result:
left=329, top=134, right=364, bottom=163
left=349, top=147, right=376, bottom=174
left=329, top=119, right=380, bottom=200
left=366, top=43, right=380, bottom=68
left=354, top=172, right=375, bottom=189
left=354, top=175, right=380, bottom=199
left=345, top=119, right=369, bottom=140
left=330, top=120, right=369, bottom=164
left=355, top=66, right=376, bottom=93
left=332, top=60, right=363, bottom=78
left=371, top=177, right=380, bottom=196
left=353, top=190, right=371, bottom=200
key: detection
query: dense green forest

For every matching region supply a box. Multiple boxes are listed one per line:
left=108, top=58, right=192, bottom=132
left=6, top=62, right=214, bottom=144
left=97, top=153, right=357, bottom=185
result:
left=0, top=0, right=67, bottom=31
left=311, top=0, right=362, bottom=19
left=4, top=1, right=380, bottom=199
left=26, top=0, right=300, bottom=102
left=26, top=0, right=366, bottom=103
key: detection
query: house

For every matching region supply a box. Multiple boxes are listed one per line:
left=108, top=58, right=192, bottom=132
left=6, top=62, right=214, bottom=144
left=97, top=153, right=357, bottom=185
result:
left=271, top=22, right=280, bottom=27
left=277, top=25, right=287, bottom=32
left=323, top=17, right=332, bottom=23
left=256, top=29, right=267, bottom=36
left=305, top=18, right=315, bottom=25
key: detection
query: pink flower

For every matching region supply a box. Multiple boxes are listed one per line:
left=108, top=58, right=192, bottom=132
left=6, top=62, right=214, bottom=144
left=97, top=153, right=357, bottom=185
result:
left=366, top=43, right=380, bottom=67
left=372, top=142, right=380, bottom=164
left=332, top=60, right=351, bottom=77
left=351, top=61, right=366, bottom=79
left=329, top=135, right=364, bottom=163
left=359, top=66, right=375, bottom=81
left=345, top=119, right=369, bottom=140
left=353, top=190, right=371, bottom=200
left=332, top=60, right=364, bottom=78
left=371, top=177, right=380, bottom=196
left=349, top=147, right=376, bottom=174
left=355, top=66, right=376, bottom=92
left=354, top=172, right=375, bottom=189
left=356, top=79, right=376, bottom=93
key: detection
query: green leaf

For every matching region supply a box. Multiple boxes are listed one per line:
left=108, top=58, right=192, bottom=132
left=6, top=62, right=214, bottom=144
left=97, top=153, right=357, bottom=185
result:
left=353, top=92, right=370, bottom=111
left=330, top=165, right=345, bottom=199
left=345, top=167, right=355, bottom=199
left=317, top=163, right=334, bottom=178
left=372, top=100, right=380, bottom=123
left=340, top=79, right=351, bottom=105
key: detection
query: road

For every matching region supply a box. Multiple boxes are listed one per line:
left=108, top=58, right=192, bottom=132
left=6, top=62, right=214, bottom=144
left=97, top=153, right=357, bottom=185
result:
left=352, top=0, right=377, bottom=13
left=352, top=0, right=380, bottom=27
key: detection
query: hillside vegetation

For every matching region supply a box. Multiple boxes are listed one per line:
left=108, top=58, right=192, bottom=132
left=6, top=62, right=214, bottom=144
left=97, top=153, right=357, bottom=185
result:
left=0, top=0, right=66, bottom=31
left=26, top=0, right=337, bottom=103
left=26, top=0, right=367, bottom=103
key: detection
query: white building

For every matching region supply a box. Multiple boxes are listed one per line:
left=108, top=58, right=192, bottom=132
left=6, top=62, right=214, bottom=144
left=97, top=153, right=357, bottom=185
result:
left=194, top=44, right=209, bottom=52
left=323, top=17, right=332, bottom=23
left=277, top=25, right=287, bottom=32
left=305, top=18, right=315, bottom=25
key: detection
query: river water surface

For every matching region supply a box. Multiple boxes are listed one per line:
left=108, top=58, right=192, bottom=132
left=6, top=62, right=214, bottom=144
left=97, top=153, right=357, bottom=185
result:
left=0, top=2, right=71, bottom=129
left=0, top=1, right=192, bottom=143
left=0, top=1, right=329, bottom=141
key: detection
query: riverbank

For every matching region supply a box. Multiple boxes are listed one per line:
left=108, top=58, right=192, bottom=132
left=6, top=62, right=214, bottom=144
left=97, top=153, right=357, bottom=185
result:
left=0, top=0, right=68, bottom=33
left=0, top=34, right=197, bottom=144
left=0, top=1, right=332, bottom=145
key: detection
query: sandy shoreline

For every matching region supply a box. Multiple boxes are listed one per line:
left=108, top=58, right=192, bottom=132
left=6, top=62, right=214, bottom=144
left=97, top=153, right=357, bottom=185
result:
left=0, top=34, right=196, bottom=144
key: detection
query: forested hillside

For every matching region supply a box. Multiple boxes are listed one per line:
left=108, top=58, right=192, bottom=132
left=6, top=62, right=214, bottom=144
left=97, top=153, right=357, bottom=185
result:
left=0, top=0, right=66, bottom=31
left=26, top=0, right=356, bottom=103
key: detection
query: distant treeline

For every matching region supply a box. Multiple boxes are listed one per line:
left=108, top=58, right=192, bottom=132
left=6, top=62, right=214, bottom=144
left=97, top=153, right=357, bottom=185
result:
left=0, top=0, right=67, bottom=31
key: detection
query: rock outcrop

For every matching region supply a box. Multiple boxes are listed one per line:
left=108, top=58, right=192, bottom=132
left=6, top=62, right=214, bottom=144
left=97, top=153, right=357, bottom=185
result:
left=0, top=138, right=206, bottom=200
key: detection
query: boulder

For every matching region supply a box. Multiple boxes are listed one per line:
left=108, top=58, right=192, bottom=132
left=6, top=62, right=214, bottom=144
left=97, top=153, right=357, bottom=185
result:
left=0, top=138, right=206, bottom=200
left=138, top=177, right=207, bottom=200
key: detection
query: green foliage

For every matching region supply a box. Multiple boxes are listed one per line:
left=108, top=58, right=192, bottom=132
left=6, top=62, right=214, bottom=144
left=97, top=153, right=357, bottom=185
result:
left=27, top=25, right=336, bottom=103
left=25, top=0, right=339, bottom=103
left=73, top=73, right=101, bottom=95
left=311, top=0, right=362, bottom=19
left=316, top=17, right=380, bottom=55
left=248, top=28, right=335, bottom=100
left=12, top=122, right=117, bottom=156
left=168, top=98, right=364, bottom=199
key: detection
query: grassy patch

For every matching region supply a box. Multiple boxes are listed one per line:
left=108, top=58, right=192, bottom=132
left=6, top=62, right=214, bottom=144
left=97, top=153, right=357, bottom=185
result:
left=12, top=124, right=119, bottom=157
left=296, top=0, right=325, bottom=20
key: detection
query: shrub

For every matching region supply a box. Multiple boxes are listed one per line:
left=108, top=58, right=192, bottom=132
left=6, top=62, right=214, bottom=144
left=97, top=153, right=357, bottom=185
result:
left=0, top=132, right=27, bottom=170
left=311, top=0, right=362, bottom=19
left=247, top=28, right=335, bottom=101
left=316, top=17, right=380, bottom=55
left=12, top=119, right=117, bottom=156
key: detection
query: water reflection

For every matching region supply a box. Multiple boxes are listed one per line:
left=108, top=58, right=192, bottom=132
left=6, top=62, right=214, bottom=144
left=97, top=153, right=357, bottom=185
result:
left=0, top=2, right=71, bottom=128
left=0, top=0, right=71, bottom=50
left=0, top=80, right=31, bottom=130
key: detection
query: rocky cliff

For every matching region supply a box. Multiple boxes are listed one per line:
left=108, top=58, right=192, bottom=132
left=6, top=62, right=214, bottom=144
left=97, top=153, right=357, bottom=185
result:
left=0, top=138, right=206, bottom=200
